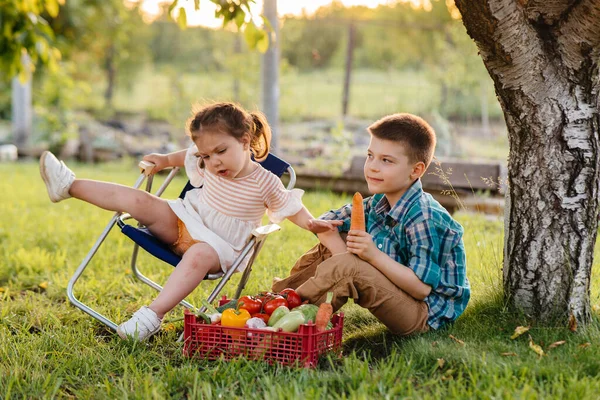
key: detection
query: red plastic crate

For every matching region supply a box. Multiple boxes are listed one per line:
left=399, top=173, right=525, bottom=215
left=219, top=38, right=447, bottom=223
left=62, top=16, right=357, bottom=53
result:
left=183, top=310, right=344, bottom=368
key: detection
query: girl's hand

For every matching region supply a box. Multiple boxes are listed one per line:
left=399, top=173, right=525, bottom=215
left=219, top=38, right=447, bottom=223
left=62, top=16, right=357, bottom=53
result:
left=346, top=230, right=379, bottom=263
left=307, top=219, right=343, bottom=234
left=142, top=153, right=169, bottom=173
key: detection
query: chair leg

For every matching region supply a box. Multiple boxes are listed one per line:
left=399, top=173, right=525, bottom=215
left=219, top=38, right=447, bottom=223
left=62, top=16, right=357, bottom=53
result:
left=67, top=171, right=150, bottom=332
left=67, top=213, right=121, bottom=331
left=233, top=237, right=267, bottom=299
left=130, top=243, right=196, bottom=310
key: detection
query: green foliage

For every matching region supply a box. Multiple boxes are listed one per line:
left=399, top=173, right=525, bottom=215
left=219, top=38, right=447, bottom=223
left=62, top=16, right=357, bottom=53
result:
left=0, top=0, right=63, bottom=81
left=2, top=162, right=600, bottom=397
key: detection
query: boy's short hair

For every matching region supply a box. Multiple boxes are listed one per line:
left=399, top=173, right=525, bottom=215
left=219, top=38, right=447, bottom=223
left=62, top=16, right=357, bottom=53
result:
left=367, top=113, right=436, bottom=167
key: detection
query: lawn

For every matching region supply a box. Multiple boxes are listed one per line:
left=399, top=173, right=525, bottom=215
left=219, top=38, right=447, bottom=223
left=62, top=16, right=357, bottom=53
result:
left=80, top=67, right=503, bottom=124
left=1, top=160, right=600, bottom=399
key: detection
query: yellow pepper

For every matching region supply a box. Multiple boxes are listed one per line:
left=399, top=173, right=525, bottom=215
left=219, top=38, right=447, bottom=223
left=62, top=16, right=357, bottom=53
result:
left=221, top=308, right=251, bottom=328
left=221, top=308, right=251, bottom=340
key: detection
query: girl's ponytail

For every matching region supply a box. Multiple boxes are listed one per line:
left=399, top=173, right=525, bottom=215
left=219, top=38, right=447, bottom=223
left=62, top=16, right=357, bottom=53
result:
left=250, top=111, right=271, bottom=161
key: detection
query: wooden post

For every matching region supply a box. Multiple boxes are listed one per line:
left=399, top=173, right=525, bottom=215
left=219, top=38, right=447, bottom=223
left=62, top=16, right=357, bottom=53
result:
left=342, top=22, right=356, bottom=117
left=11, top=54, right=32, bottom=148
left=262, top=0, right=279, bottom=154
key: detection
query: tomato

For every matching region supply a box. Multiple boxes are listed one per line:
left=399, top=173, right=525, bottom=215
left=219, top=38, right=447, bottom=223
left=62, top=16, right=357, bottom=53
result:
left=279, top=288, right=302, bottom=309
left=255, top=291, right=276, bottom=303
left=251, top=313, right=270, bottom=324
left=263, top=296, right=288, bottom=315
left=238, top=295, right=263, bottom=315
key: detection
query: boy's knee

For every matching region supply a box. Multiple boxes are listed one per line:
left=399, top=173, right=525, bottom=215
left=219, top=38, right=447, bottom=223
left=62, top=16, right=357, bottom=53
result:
left=316, top=252, right=361, bottom=279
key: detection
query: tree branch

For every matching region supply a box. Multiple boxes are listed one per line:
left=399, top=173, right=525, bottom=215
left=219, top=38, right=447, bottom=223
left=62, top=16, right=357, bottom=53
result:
left=454, top=0, right=547, bottom=92
left=557, top=0, right=600, bottom=72
left=521, top=0, right=578, bottom=25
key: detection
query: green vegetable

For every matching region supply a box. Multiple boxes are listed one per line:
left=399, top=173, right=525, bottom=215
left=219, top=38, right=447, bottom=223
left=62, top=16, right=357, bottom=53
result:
left=292, top=304, right=319, bottom=324
left=195, top=311, right=210, bottom=324
left=273, top=311, right=305, bottom=332
left=216, top=299, right=238, bottom=313
left=267, top=306, right=290, bottom=327
left=201, top=299, right=219, bottom=314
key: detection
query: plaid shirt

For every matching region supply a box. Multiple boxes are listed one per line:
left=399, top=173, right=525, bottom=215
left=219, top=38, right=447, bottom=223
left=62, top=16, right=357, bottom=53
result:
left=319, top=179, right=470, bottom=330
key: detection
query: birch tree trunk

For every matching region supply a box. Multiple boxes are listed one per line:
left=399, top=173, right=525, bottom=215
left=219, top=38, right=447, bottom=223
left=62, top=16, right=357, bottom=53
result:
left=454, top=0, right=600, bottom=324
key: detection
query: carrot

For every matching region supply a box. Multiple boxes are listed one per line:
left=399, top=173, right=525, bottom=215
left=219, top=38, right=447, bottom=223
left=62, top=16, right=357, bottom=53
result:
left=350, top=192, right=365, bottom=231
left=315, top=292, right=334, bottom=332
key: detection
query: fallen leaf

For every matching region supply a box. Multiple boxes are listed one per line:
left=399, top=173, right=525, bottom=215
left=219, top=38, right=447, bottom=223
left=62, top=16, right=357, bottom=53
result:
left=442, top=369, right=455, bottom=380
left=548, top=340, right=566, bottom=349
left=568, top=314, right=577, bottom=332
left=510, top=326, right=530, bottom=339
left=437, top=358, right=445, bottom=369
left=501, top=352, right=518, bottom=357
left=578, top=342, right=591, bottom=349
left=449, top=335, right=465, bottom=346
left=38, top=282, right=48, bottom=289
left=431, top=341, right=438, bottom=347
left=529, top=337, right=544, bottom=357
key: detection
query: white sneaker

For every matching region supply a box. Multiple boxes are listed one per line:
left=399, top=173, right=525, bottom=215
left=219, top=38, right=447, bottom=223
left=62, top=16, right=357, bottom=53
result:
left=117, top=306, right=162, bottom=341
left=39, top=151, right=75, bottom=203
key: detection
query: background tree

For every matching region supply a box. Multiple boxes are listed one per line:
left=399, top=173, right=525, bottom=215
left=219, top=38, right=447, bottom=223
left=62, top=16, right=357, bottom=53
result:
left=454, top=0, right=600, bottom=324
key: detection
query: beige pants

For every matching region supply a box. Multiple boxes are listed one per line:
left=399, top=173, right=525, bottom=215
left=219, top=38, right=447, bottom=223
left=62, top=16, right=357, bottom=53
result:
left=272, top=242, right=429, bottom=336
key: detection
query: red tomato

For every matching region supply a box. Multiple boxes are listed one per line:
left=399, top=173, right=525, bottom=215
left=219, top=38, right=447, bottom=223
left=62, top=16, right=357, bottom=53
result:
left=255, top=291, right=276, bottom=303
left=263, top=296, right=288, bottom=315
left=279, top=288, right=302, bottom=309
left=251, top=313, right=270, bottom=324
left=238, top=295, right=263, bottom=315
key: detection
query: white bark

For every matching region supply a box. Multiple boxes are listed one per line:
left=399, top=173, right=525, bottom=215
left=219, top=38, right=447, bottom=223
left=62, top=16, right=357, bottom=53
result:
left=455, top=0, right=600, bottom=323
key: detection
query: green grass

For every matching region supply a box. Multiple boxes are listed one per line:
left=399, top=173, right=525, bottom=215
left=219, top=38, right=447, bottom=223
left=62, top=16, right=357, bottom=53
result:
left=2, top=161, right=600, bottom=399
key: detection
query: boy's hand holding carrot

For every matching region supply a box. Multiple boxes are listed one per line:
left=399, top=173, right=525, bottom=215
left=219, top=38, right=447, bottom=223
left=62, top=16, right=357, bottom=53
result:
left=347, top=192, right=379, bottom=262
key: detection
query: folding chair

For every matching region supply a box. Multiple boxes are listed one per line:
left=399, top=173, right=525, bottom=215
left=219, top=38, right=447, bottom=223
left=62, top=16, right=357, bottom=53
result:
left=66, top=153, right=296, bottom=331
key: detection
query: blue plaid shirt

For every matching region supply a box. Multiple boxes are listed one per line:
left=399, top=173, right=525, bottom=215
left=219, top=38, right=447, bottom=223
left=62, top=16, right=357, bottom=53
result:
left=320, top=179, right=470, bottom=329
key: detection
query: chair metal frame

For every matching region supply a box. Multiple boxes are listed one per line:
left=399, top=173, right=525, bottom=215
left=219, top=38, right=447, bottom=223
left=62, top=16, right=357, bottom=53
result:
left=67, top=159, right=296, bottom=331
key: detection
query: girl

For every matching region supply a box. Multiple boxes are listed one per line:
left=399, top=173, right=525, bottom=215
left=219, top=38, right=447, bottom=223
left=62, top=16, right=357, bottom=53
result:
left=40, top=102, right=340, bottom=341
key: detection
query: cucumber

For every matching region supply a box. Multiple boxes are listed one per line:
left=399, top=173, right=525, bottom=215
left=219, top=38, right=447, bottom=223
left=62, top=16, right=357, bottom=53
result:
left=272, top=311, right=305, bottom=333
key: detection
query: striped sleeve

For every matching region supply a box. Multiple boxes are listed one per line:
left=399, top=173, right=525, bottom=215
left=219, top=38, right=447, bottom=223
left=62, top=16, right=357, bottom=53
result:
left=262, top=170, right=304, bottom=223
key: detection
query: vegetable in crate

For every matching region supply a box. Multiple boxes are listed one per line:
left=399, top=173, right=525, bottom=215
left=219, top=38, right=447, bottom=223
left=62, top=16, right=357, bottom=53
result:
left=279, top=288, right=302, bottom=309
left=267, top=306, right=290, bottom=327
left=238, top=295, right=263, bottom=314
left=315, top=292, right=334, bottom=332
left=263, top=296, right=288, bottom=315
left=350, top=192, right=366, bottom=231
left=221, top=308, right=251, bottom=328
left=293, top=304, right=319, bottom=324
left=216, top=299, right=238, bottom=313
left=272, top=311, right=306, bottom=332
left=251, top=313, right=270, bottom=324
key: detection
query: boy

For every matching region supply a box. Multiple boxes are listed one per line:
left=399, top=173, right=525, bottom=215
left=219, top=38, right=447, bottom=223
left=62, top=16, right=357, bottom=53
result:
left=273, top=113, right=470, bottom=335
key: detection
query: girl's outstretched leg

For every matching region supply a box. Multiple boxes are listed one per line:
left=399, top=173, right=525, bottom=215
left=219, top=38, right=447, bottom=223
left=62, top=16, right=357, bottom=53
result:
left=117, top=243, right=221, bottom=340
left=40, top=151, right=179, bottom=244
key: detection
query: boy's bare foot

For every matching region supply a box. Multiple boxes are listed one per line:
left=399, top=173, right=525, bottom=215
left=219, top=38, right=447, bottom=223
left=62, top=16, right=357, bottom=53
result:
left=39, top=151, right=75, bottom=203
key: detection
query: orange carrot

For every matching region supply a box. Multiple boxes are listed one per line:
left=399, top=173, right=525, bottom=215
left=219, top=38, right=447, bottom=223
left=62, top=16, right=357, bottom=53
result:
left=315, top=292, right=334, bottom=332
left=350, top=192, right=365, bottom=231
